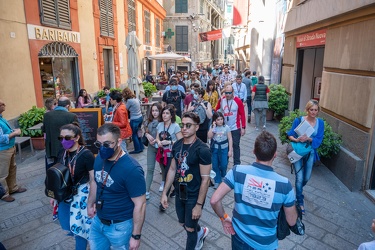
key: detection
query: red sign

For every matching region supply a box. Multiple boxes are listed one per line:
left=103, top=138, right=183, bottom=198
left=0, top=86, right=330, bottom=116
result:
left=296, top=29, right=326, bottom=48
left=199, top=29, right=222, bottom=42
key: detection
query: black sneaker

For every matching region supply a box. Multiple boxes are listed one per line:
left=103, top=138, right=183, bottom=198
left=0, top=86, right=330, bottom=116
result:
left=169, top=190, right=176, bottom=198
left=159, top=203, right=166, bottom=212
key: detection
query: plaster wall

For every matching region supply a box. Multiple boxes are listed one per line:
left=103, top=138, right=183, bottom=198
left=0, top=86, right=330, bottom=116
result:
left=77, top=0, right=99, bottom=93
left=285, top=0, right=375, bottom=33
left=0, top=1, right=36, bottom=119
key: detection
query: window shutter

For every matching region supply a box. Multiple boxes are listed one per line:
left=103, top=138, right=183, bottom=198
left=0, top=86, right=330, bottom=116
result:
left=176, top=26, right=188, bottom=51
left=57, top=0, right=71, bottom=29
left=155, top=18, right=160, bottom=47
left=144, top=10, right=150, bottom=44
left=176, top=0, right=188, bottom=13
left=99, top=0, right=114, bottom=37
left=128, top=0, right=136, bottom=32
left=40, top=0, right=71, bottom=29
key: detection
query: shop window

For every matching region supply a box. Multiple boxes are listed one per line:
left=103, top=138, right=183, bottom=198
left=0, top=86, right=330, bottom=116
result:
left=144, top=10, right=150, bottom=44
left=39, top=0, right=71, bottom=29
left=128, top=0, right=136, bottom=32
left=176, top=26, right=188, bottom=52
left=155, top=18, right=161, bottom=47
left=176, top=0, right=188, bottom=13
left=99, top=0, right=114, bottom=37
left=39, top=42, right=79, bottom=103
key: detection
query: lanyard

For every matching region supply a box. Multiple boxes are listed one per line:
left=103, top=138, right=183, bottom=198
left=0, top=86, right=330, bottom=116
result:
left=162, top=122, right=171, bottom=140
left=178, top=137, right=197, bottom=167
left=236, top=84, right=241, bottom=94
left=64, top=145, right=84, bottom=179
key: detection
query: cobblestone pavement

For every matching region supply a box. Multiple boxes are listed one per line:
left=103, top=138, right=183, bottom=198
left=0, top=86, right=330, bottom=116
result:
left=1, top=119, right=375, bottom=250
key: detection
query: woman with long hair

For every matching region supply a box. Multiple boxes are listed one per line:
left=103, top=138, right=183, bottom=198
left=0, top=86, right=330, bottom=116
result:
left=51, top=123, right=95, bottom=249
left=144, top=103, right=162, bottom=200
left=122, top=87, right=144, bottom=154
left=287, top=99, right=324, bottom=214
left=76, top=89, right=92, bottom=108
left=155, top=104, right=182, bottom=205
left=203, top=80, right=219, bottom=109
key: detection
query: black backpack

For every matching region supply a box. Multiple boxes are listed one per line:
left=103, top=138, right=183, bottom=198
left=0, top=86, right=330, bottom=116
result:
left=45, top=148, right=88, bottom=202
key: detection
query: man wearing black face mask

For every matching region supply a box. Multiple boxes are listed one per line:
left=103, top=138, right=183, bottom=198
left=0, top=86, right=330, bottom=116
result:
left=87, top=123, right=146, bottom=250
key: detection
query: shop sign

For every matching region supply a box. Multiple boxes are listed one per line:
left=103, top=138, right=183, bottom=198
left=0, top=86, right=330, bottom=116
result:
left=296, top=29, right=326, bottom=48
left=27, top=24, right=80, bottom=43
left=199, top=29, right=222, bottom=42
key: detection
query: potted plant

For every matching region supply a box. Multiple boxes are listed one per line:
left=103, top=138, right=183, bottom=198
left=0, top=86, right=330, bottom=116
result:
left=96, top=87, right=122, bottom=104
left=268, top=84, right=289, bottom=120
left=18, top=106, right=46, bottom=150
left=142, top=81, right=157, bottom=100
left=278, top=109, right=342, bottom=159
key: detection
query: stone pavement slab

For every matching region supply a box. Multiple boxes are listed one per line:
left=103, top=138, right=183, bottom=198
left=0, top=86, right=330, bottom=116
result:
left=1, top=119, right=375, bottom=249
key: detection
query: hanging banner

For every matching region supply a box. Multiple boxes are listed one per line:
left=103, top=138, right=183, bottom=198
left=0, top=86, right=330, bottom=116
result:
left=296, top=29, right=326, bottom=48
left=199, top=29, right=222, bottom=42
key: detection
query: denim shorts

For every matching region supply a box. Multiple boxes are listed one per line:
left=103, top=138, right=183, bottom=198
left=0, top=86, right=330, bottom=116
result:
left=89, top=216, right=133, bottom=250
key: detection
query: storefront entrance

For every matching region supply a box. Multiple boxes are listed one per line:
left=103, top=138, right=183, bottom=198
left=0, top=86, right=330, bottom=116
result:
left=39, top=42, right=80, bottom=103
left=294, top=47, right=324, bottom=110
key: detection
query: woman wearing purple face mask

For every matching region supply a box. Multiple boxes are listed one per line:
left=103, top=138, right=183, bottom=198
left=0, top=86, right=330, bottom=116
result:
left=51, top=123, right=95, bottom=250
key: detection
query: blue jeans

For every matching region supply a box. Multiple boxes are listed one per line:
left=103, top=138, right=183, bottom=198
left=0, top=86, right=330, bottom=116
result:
left=130, top=117, right=144, bottom=152
left=120, top=140, right=128, bottom=153
left=246, top=96, right=252, bottom=115
left=175, top=195, right=201, bottom=250
left=212, top=147, right=228, bottom=184
left=231, top=129, right=241, bottom=165
left=89, top=216, right=133, bottom=250
left=58, top=201, right=88, bottom=250
left=231, top=234, right=255, bottom=250
left=294, top=149, right=315, bottom=205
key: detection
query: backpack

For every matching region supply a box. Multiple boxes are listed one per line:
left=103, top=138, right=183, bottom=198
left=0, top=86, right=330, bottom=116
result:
left=193, top=101, right=208, bottom=124
left=251, top=76, right=258, bottom=86
left=45, top=148, right=88, bottom=202
left=166, top=90, right=182, bottom=100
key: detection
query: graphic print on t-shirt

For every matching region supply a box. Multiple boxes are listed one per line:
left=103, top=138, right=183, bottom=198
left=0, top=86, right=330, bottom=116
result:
left=242, top=174, right=275, bottom=209
left=95, top=170, right=114, bottom=187
left=176, top=150, right=193, bottom=183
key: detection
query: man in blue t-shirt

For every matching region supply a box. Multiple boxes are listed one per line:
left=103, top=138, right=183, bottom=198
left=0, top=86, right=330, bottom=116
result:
left=88, top=123, right=146, bottom=250
left=211, top=131, right=298, bottom=250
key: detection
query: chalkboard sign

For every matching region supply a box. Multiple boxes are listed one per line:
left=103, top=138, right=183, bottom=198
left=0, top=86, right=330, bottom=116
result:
left=70, top=108, right=103, bottom=154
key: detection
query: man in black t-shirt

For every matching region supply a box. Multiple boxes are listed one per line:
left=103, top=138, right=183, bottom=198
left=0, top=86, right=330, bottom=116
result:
left=162, top=79, right=185, bottom=117
left=161, top=112, right=212, bottom=250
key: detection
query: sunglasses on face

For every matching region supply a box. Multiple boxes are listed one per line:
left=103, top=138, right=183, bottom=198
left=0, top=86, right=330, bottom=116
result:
left=58, top=135, right=75, bottom=141
left=225, top=92, right=233, bottom=95
left=94, top=141, right=116, bottom=148
left=180, top=123, right=197, bottom=129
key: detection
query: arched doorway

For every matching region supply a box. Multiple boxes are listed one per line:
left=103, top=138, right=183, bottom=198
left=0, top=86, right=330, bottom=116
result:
left=39, top=42, right=80, bottom=104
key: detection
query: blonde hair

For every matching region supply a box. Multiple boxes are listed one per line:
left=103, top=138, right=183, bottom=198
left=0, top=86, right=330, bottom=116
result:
left=305, top=99, right=320, bottom=112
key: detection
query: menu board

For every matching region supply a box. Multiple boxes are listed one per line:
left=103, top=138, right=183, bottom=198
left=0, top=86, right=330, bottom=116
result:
left=70, top=108, right=103, bottom=154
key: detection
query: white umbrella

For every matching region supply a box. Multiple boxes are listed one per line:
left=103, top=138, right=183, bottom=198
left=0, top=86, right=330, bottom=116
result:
left=125, top=31, right=142, bottom=98
left=148, top=52, right=191, bottom=62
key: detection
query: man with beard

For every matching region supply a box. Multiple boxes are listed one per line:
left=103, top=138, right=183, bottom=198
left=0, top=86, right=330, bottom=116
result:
left=161, top=112, right=212, bottom=250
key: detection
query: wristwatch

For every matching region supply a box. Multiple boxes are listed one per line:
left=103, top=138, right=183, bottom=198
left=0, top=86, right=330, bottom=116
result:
left=131, top=234, right=141, bottom=240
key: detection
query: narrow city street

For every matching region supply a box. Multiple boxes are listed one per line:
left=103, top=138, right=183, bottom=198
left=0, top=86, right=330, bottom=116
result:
left=1, top=119, right=374, bottom=250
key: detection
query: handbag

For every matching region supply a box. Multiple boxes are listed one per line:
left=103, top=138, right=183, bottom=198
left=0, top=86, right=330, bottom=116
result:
left=277, top=201, right=305, bottom=240
left=286, top=141, right=312, bottom=164
left=142, top=134, right=149, bottom=146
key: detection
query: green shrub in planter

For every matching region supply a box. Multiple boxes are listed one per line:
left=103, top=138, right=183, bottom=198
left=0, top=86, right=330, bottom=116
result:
left=97, top=87, right=122, bottom=98
left=18, top=106, right=46, bottom=137
left=268, top=84, right=289, bottom=116
left=278, top=109, right=342, bottom=159
left=142, top=81, right=157, bottom=97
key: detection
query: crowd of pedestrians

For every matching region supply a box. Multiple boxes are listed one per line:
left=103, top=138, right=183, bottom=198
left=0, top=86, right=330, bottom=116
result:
left=1, top=63, right=346, bottom=250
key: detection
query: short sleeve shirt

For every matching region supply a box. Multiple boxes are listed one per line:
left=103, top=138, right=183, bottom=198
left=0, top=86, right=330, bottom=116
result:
left=172, top=138, right=212, bottom=196
left=157, top=122, right=181, bottom=150
left=212, top=125, right=230, bottom=143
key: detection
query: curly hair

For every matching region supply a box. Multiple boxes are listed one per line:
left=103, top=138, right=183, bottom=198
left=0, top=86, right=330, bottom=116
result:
left=122, top=87, right=136, bottom=101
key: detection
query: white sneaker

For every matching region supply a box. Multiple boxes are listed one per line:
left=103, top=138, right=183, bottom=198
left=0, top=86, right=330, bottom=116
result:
left=145, top=192, right=150, bottom=200
left=195, top=227, right=209, bottom=250
left=255, top=127, right=259, bottom=131
left=159, top=181, right=165, bottom=192
left=263, top=125, right=266, bottom=130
